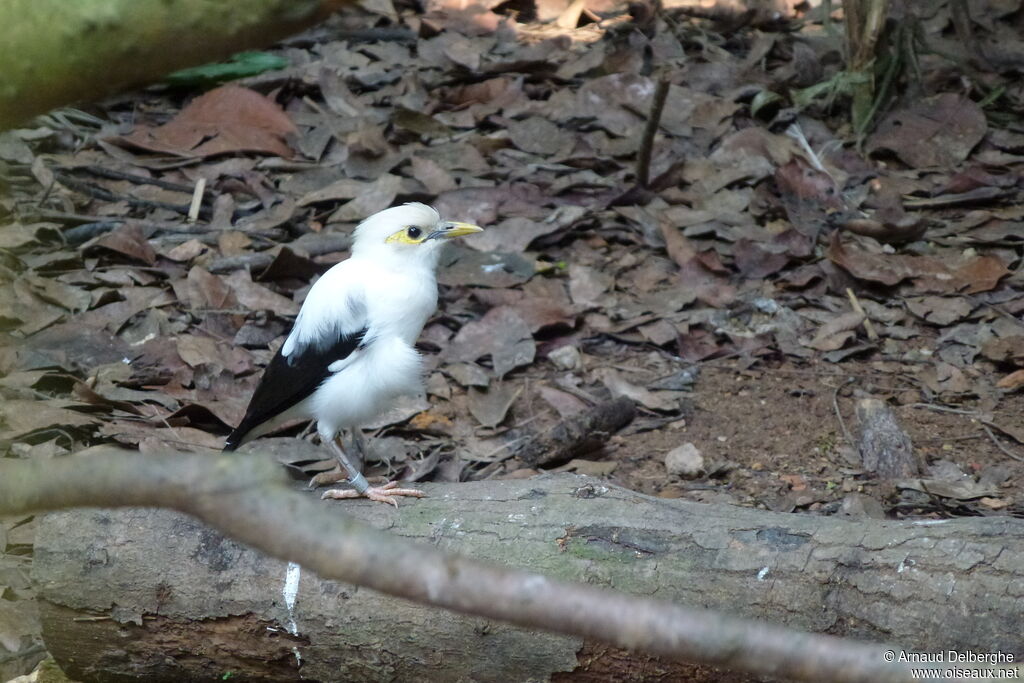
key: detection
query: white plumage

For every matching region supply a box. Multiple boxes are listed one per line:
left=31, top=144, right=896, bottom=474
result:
left=225, top=203, right=482, bottom=504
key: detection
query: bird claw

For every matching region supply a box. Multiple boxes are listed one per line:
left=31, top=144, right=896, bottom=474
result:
left=308, top=466, right=346, bottom=489
left=321, top=480, right=426, bottom=507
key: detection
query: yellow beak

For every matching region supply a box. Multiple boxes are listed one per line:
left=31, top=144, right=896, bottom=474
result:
left=428, top=221, right=484, bottom=240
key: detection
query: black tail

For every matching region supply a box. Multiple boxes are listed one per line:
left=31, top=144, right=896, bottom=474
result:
left=222, top=428, right=244, bottom=452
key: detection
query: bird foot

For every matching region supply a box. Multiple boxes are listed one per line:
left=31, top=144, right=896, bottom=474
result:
left=321, top=481, right=426, bottom=507
left=308, top=465, right=347, bottom=488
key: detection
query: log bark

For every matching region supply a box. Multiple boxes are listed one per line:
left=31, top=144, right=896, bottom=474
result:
left=32, top=475, right=1024, bottom=682
left=513, top=396, right=637, bottom=468
left=0, top=0, right=348, bottom=129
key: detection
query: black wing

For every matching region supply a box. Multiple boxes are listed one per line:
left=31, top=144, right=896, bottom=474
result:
left=223, top=328, right=367, bottom=451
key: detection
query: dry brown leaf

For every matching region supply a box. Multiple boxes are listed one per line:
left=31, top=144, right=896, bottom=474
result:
left=568, top=264, right=612, bottom=308
left=114, top=85, right=297, bottom=159
left=182, top=266, right=238, bottom=310
left=508, top=117, right=572, bottom=156
left=446, top=306, right=535, bottom=378
left=867, top=94, right=986, bottom=168
left=463, top=216, right=562, bottom=253
left=0, top=399, right=97, bottom=439
left=827, top=234, right=1008, bottom=293
left=733, top=238, right=789, bottom=278
left=996, top=369, right=1024, bottom=390
left=176, top=335, right=253, bottom=375
left=88, top=223, right=157, bottom=265
left=327, top=174, right=404, bottom=223
left=537, top=384, right=588, bottom=418
left=410, top=156, right=457, bottom=194
left=596, top=368, right=678, bottom=412
left=905, top=296, right=974, bottom=325
left=468, top=383, right=522, bottom=428
left=224, top=270, right=299, bottom=315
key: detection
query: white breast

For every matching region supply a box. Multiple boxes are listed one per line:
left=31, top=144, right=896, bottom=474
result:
left=306, top=257, right=438, bottom=437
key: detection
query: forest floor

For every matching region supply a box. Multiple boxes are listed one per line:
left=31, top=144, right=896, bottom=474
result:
left=2, top=0, right=1024, bottom=680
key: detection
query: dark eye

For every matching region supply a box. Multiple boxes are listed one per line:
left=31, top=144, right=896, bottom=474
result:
left=406, top=226, right=422, bottom=239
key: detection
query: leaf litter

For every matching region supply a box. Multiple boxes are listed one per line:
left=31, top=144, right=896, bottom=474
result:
left=4, top=0, right=1024, bottom=673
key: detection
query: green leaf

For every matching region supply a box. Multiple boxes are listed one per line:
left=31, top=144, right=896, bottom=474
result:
left=750, top=89, right=784, bottom=118
left=165, top=52, right=288, bottom=88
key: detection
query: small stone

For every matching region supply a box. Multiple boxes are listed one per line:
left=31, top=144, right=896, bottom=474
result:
left=665, top=443, right=704, bottom=479
left=838, top=493, right=886, bottom=519
left=548, top=344, right=582, bottom=371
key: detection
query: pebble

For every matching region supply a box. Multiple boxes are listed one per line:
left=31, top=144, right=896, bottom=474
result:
left=665, top=443, right=704, bottom=479
left=548, top=344, right=582, bottom=371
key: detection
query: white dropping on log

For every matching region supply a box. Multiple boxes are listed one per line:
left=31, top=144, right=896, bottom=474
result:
left=283, top=561, right=302, bottom=665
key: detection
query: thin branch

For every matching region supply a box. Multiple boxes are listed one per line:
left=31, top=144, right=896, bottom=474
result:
left=636, top=77, right=670, bottom=188
left=981, top=423, right=1024, bottom=463
left=0, top=450, right=940, bottom=683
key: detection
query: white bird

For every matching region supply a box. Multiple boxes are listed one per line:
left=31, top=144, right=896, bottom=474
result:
left=224, top=203, right=482, bottom=505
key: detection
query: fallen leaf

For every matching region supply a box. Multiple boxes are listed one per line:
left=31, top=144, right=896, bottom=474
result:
left=181, top=266, right=238, bottom=310
left=997, top=369, right=1024, bottom=390
left=410, top=156, right=457, bottom=194
left=596, top=368, right=678, bottom=412
left=906, top=296, right=974, bottom=325
left=804, top=311, right=864, bottom=351
left=445, top=362, right=490, bottom=388
left=508, top=117, right=572, bottom=156
left=733, top=238, right=790, bottom=278
left=468, top=383, right=522, bottom=428
left=867, top=94, right=986, bottom=167
left=446, top=306, right=535, bottom=378
left=87, top=223, right=157, bottom=265
left=0, top=598, right=39, bottom=653
left=568, top=264, right=612, bottom=308
left=827, top=233, right=1008, bottom=293
left=114, top=85, right=297, bottom=158
left=438, top=248, right=535, bottom=289
left=224, top=270, right=300, bottom=315
left=463, top=216, right=564, bottom=253
left=176, top=335, right=253, bottom=375
left=328, top=174, right=404, bottom=223
left=0, top=399, right=97, bottom=439
left=537, top=384, right=588, bottom=418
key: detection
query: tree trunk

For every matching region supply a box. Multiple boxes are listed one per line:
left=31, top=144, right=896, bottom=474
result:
left=32, top=475, right=1024, bottom=682
left=0, top=0, right=347, bottom=129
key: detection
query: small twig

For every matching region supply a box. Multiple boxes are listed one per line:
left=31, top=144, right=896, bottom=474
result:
left=832, top=377, right=855, bottom=447
left=636, top=77, right=670, bottom=188
left=187, top=177, right=207, bottom=223
left=981, top=423, right=1024, bottom=463
left=909, top=403, right=979, bottom=416
left=73, top=164, right=199, bottom=194
left=845, top=288, right=879, bottom=341
left=53, top=171, right=198, bottom=217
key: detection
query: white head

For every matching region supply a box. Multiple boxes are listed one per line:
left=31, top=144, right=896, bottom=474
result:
left=350, top=203, right=482, bottom=269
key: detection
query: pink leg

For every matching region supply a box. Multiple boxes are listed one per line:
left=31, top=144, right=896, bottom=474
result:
left=321, top=481, right=426, bottom=507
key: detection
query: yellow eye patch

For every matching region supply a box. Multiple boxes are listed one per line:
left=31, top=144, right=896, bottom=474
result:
left=385, top=225, right=426, bottom=244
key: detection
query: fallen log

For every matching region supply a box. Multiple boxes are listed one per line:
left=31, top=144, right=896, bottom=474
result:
left=32, top=473, right=1024, bottom=681
left=0, top=0, right=347, bottom=129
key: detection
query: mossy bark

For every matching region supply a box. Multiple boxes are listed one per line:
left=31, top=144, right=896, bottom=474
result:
left=0, top=0, right=347, bottom=129
left=32, top=475, right=1024, bottom=681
